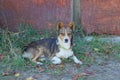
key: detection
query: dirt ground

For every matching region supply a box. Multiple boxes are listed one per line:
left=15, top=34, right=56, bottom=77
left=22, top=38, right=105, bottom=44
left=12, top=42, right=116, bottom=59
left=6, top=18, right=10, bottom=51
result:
left=1, top=57, right=120, bottom=80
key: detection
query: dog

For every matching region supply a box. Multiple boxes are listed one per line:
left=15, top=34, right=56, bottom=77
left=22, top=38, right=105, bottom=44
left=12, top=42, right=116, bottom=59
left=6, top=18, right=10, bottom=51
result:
left=22, top=21, right=82, bottom=65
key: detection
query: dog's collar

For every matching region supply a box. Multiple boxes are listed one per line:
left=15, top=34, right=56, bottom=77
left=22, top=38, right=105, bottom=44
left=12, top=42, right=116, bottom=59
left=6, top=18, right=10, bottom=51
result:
left=59, top=45, right=71, bottom=50
left=56, top=39, right=71, bottom=50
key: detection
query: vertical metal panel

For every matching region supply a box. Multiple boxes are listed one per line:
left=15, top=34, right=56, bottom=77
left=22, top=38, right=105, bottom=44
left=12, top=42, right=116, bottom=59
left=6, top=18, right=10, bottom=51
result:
left=0, top=0, right=71, bottom=31
left=81, top=0, right=120, bottom=35
left=70, top=0, right=73, bottom=21
left=73, top=0, right=81, bottom=25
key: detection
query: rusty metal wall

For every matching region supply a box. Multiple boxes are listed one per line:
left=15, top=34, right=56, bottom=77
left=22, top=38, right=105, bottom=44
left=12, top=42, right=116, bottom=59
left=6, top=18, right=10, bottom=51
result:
left=81, top=0, right=120, bottom=35
left=0, top=0, right=71, bottom=31
left=1, top=0, right=120, bottom=35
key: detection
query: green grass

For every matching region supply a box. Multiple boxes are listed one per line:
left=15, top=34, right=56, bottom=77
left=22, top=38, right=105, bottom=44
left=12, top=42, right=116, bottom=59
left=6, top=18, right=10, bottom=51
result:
left=0, top=24, right=41, bottom=69
left=73, top=35, right=120, bottom=66
left=0, top=23, right=120, bottom=70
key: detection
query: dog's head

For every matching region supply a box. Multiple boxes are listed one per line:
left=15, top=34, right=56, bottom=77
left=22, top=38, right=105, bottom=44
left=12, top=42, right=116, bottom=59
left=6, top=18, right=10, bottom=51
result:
left=57, top=21, right=75, bottom=49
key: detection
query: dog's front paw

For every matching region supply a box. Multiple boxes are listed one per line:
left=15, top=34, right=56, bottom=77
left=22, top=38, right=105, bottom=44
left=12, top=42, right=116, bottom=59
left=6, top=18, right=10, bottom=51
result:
left=36, top=62, right=43, bottom=65
left=51, top=56, right=61, bottom=64
left=72, top=56, right=83, bottom=65
left=76, top=60, right=83, bottom=65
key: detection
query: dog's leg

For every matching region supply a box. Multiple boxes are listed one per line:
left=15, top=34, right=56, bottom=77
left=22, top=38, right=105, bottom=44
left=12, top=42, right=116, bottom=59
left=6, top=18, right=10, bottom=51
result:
left=51, top=56, right=61, bottom=64
left=72, top=55, right=82, bottom=65
left=32, top=54, right=43, bottom=65
left=32, top=48, right=43, bottom=65
left=39, top=55, right=46, bottom=61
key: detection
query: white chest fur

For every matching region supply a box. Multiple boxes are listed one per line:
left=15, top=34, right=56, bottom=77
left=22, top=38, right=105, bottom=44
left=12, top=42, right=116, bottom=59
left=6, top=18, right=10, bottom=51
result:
left=56, top=48, right=73, bottom=58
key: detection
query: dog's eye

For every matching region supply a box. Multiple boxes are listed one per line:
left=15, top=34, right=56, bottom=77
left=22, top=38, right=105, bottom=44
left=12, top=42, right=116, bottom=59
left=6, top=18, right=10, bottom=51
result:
left=61, top=33, right=65, bottom=36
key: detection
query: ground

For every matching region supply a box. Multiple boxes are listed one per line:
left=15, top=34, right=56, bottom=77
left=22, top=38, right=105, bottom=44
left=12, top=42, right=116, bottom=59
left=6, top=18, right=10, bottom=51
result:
left=0, top=58, right=120, bottom=80
left=0, top=26, right=120, bottom=80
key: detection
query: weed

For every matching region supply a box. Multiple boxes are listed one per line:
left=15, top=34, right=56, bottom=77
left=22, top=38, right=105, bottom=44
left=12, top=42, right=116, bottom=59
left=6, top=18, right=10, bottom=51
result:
left=0, top=23, right=42, bottom=69
left=11, top=56, right=26, bottom=69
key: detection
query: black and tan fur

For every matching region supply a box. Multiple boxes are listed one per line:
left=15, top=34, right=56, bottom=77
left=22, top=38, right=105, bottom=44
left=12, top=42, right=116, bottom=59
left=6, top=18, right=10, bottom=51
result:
left=23, top=21, right=82, bottom=65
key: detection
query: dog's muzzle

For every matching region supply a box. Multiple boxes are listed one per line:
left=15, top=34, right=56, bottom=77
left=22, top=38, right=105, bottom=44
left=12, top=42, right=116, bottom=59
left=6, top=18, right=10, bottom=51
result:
left=65, top=39, right=68, bottom=43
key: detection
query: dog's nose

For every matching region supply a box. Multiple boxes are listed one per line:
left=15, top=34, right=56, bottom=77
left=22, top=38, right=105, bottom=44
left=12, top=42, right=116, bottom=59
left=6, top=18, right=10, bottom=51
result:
left=65, top=39, right=68, bottom=43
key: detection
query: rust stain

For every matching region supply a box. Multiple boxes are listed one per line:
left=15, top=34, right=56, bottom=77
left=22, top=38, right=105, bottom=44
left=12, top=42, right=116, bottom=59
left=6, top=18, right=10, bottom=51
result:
left=33, top=0, right=67, bottom=7
left=33, top=0, right=47, bottom=5
left=56, top=0, right=67, bottom=7
left=81, top=0, right=120, bottom=35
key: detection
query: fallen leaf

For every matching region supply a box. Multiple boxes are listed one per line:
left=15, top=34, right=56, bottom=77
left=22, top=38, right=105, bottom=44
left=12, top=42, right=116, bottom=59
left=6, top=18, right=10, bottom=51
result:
left=58, top=64, right=65, bottom=68
left=105, top=50, right=110, bottom=54
left=26, top=76, right=34, bottom=80
left=85, top=70, right=95, bottom=75
left=0, top=54, right=2, bottom=60
left=74, top=74, right=79, bottom=80
left=13, top=71, right=17, bottom=74
left=79, top=73, right=89, bottom=76
left=2, top=72, right=10, bottom=76
left=94, top=48, right=99, bottom=52
left=48, top=64, right=55, bottom=69
left=14, top=73, right=20, bottom=77
left=37, top=66, right=44, bottom=72
left=74, top=72, right=94, bottom=80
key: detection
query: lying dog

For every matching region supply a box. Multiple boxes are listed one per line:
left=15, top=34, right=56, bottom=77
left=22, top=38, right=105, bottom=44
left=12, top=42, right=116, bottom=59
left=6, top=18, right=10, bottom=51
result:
left=22, top=22, right=82, bottom=65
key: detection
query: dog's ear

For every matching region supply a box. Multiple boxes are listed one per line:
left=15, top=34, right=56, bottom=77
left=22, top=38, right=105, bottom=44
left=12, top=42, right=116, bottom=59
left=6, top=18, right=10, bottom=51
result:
left=69, top=22, right=75, bottom=30
left=57, top=22, right=64, bottom=31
